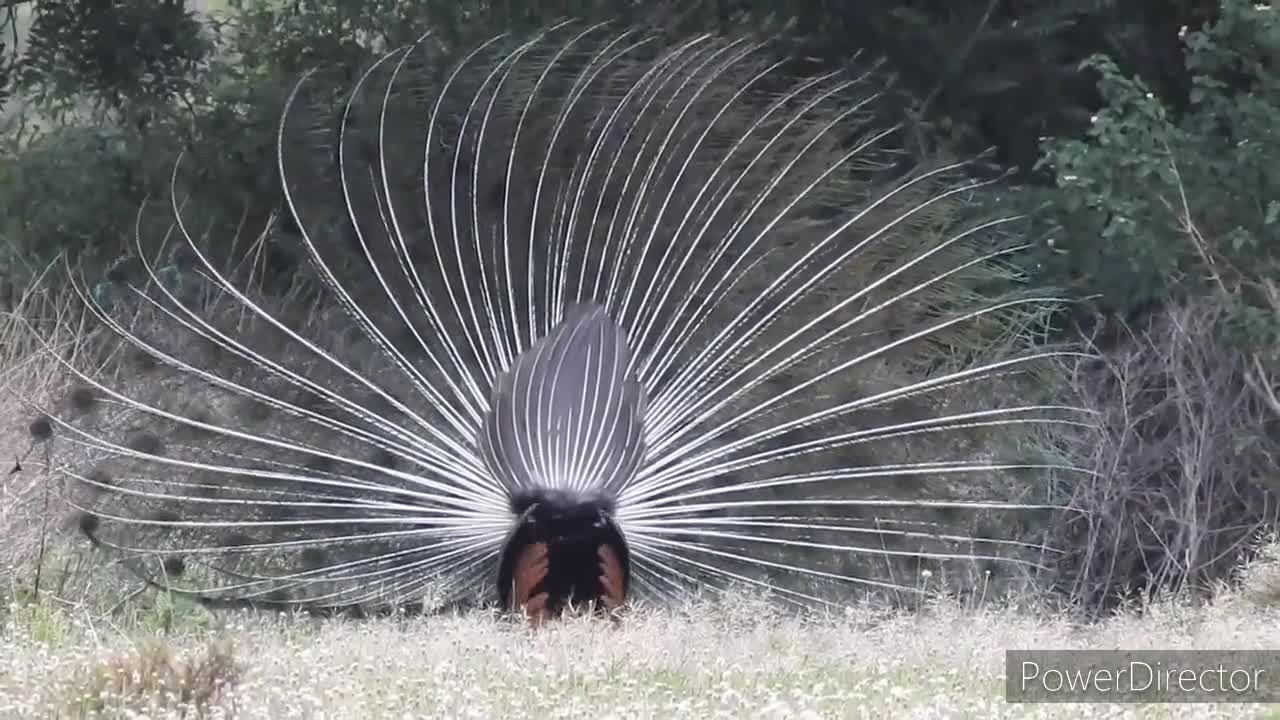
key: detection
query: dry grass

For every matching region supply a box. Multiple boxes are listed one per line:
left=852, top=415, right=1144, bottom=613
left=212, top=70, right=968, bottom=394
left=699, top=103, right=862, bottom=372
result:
left=66, top=639, right=241, bottom=718
left=2, top=586, right=1280, bottom=719
left=1243, top=538, right=1280, bottom=609
left=1, top=270, right=89, bottom=575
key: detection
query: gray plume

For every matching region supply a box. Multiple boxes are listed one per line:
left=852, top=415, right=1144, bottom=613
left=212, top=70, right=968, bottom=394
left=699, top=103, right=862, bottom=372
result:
left=481, top=303, right=646, bottom=496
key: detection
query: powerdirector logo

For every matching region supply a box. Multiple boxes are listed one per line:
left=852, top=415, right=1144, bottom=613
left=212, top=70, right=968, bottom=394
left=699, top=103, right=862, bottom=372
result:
left=1005, top=650, right=1280, bottom=703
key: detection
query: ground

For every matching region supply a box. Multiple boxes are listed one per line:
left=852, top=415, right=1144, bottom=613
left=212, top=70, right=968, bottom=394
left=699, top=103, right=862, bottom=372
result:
left=2, top=583, right=1280, bottom=718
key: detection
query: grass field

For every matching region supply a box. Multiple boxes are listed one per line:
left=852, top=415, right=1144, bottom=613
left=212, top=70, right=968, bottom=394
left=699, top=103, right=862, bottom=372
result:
left=3, top=584, right=1280, bottom=718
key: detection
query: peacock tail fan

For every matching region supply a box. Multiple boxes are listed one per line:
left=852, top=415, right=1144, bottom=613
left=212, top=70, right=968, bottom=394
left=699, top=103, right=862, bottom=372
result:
left=33, top=24, right=1092, bottom=620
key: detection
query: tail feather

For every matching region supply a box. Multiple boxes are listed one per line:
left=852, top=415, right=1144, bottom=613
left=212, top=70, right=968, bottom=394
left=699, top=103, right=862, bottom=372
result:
left=481, top=303, right=646, bottom=496
left=31, top=24, right=1093, bottom=616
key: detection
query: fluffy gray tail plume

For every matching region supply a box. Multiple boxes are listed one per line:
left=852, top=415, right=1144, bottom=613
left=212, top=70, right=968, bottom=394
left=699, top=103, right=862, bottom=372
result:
left=36, top=24, right=1090, bottom=618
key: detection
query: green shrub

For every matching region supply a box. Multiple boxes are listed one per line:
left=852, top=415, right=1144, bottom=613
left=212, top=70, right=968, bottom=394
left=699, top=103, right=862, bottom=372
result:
left=17, top=0, right=212, bottom=123
left=1031, top=0, right=1280, bottom=350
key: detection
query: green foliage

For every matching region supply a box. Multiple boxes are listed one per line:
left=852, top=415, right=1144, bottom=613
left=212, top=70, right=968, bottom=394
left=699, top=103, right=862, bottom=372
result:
left=2, top=0, right=1232, bottom=166
left=683, top=0, right=1222, bottom=171
left=218, top=0, right=746, bottom=80
left=17, top=0, right=211, bottom=124
left=0, top=0, right=1237, bottom=279
left=1031, top=0, right=1280, bottom=350
left=0, top=124, right=145, bottom=278
left=0, top=20, right=12, bottom=113
left=0, top=0, right=713, bottom=293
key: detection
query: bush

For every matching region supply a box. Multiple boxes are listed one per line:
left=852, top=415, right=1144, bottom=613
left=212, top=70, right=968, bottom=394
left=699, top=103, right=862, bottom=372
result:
left=1031, top=0, right=1280, bottom=611
left=1052, top=301, right=1280, bottom=613
left=17, top=0, right=211, bottom=124
left=1031, top=0, right=1280, bottom=342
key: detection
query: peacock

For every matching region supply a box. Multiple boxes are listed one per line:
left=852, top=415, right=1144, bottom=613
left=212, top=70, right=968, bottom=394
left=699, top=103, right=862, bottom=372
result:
left=29, top=23, right=1088, bottom=621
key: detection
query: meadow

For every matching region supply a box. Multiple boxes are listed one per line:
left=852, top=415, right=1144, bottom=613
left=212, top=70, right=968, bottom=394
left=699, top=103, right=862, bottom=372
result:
left=3, top=555, right=1280, bottom=718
